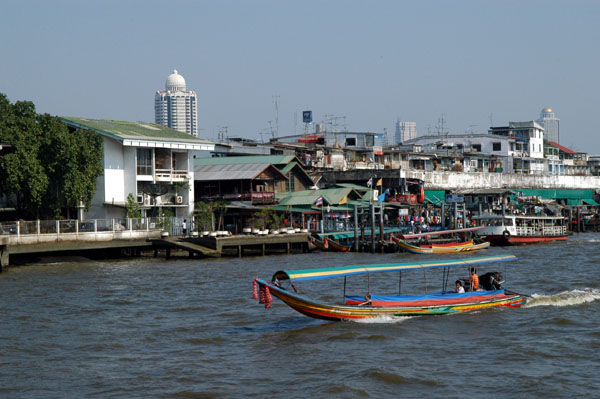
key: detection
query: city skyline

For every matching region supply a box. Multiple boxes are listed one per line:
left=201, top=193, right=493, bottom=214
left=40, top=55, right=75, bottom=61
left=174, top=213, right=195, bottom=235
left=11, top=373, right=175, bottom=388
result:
left=1, top=1, right=599, bottom=153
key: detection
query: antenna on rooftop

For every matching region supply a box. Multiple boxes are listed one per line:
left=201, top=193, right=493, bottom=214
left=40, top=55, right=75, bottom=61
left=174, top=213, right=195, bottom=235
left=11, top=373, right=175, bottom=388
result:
left=273, top=94, right=280, bottom=138
left=436, top=114, right=448, bottom=137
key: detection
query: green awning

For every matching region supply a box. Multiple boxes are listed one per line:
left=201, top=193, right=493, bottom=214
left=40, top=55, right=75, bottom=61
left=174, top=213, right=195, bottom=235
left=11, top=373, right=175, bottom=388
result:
left=583, top=199, right=599, bottom=206
left=424, top=190, right=446, bottom=206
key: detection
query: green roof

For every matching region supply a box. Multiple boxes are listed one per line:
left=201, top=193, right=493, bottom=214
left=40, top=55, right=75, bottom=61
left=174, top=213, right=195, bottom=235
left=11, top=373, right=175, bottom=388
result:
left=279, top=161, right=298, bottom=175
left=62, top=117, right=213, bottom=144
left=335, top=183, right=370, bottom=192
left=513, top=189, right=595, bottom=200
left=195, top=155, right=296, bottom=166
left=277, top=187, right=359, bottom=206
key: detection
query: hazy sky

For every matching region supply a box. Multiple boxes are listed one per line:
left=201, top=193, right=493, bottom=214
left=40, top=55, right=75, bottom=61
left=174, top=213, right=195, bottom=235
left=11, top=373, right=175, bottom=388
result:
left=2, top=0, right=599, bottom=152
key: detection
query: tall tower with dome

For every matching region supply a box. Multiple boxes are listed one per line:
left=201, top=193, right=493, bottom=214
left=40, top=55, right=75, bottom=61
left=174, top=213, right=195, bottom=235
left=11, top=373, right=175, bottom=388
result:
left=154, top=70, right=198, bottom=136
left=536, top=107, right=559, bottom=143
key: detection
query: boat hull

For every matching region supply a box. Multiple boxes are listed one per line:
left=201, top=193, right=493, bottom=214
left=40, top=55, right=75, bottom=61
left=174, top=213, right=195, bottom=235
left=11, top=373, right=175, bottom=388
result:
left=392, top=236, right=490, bottom=254
left=256, top=279, right=523, bottom=321
left=310, top=236, right=352, bottom=252
left=484, top=234, right=567, bottom=246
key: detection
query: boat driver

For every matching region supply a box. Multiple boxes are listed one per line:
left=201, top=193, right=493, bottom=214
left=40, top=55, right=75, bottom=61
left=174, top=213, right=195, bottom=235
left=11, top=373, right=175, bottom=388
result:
left=469, top=268, right=479, bottom=291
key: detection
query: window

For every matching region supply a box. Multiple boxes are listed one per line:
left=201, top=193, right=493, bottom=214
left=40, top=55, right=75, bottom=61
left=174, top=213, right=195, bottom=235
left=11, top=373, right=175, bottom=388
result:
left=136, top=148, right=152, bottom=175
left=493, top=142, right=501, bottom=151
left=346, top=138, right=356, bottom=146
left=472, top=144, right=481, bottom=152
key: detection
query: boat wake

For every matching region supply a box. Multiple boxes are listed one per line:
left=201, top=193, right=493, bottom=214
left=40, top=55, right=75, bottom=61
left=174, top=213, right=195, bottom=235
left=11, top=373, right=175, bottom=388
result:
left=524, top=288, right=600, bottom=308
left=353, top=315, right=415, bottom=324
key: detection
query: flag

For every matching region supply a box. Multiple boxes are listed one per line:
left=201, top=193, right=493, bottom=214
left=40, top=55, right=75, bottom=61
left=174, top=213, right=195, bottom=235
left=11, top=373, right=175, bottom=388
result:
left=314, top=196, right=323, bottom=206
left=367, top=177, right=373, bottom=187
left=339, top=196, right=347, bottom=205
left=378, top=193, right=386, bottom=203
left=376, top=178, right=383, bottom=187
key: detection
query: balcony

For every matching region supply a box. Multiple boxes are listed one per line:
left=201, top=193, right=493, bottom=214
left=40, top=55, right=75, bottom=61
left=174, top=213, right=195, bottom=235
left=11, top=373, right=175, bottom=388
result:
left=155, top=169, right=189, bottom=182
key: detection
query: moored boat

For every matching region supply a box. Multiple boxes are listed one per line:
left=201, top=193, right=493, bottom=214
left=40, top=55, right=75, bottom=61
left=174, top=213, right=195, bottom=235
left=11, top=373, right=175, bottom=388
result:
left=474, top=214, right=567, bottom=245
left=310, top=236, right=353, bottom=252
left=392, top=236, right=490, bottom=254
left=392, top=226, right=489, bottom=254
left=253, top=254, right=524, bottom=321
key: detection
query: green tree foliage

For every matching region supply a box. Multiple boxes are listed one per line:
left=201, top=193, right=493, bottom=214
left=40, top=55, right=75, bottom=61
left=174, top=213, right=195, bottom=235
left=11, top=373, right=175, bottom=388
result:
left=0, top=93, right=104, bottom=219
left=249, top=207, right=283, bottom=230
left=125, top=193, right=142, bottom=218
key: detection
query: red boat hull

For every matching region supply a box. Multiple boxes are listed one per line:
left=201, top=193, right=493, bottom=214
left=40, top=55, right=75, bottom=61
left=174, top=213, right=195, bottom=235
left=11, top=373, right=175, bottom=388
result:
left=485, top=234, right=568, bottom=246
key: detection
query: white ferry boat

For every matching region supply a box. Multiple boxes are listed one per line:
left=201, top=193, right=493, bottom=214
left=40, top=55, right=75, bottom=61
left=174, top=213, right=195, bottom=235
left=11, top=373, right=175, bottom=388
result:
left=474, top=214, right=567, bottom=245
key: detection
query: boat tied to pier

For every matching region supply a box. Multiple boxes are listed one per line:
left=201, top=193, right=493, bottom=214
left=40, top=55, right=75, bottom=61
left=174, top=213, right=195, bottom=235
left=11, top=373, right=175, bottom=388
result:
left=252, top=254, right=524, bottom=321
left=474, top=214, right=567, bottom=245
left=391, top=226, right=490, bottom=254
left=309, top=235, right=353, bottom=252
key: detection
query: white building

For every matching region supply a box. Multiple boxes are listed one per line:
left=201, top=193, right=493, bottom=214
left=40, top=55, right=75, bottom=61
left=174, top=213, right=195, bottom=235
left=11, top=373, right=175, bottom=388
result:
left=489, top=121, right=546, bottom=174
left=537, top=107, right=559, bottom=144
left=395, top=120, right=417, bottom=144
left=62, top=117, right=214, bottom=219
left=155, top=70, right=199, bottom=136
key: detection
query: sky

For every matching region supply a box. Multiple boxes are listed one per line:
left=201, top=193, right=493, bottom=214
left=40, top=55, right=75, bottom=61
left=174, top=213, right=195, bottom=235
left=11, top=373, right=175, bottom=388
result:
left=1, top=0, right=599, bottom=153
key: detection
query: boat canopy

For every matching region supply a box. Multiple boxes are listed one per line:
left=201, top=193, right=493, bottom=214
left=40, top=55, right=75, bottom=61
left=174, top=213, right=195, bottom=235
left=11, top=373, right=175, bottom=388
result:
left=272, top=254, right=517, bottom=282
left=400, top=226, right=484, bottom=239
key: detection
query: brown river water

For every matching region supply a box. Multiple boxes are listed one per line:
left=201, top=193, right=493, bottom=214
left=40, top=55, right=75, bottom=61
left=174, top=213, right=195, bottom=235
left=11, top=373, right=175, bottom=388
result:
left=1, top=233, right=599, bottom=398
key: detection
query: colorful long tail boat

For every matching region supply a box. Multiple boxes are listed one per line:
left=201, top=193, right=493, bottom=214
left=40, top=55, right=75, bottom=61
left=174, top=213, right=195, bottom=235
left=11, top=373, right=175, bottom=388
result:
left=391, top=235, right=490, bottom=254
left=253, top=255, right=524, bottom=321
left=310, top=236, right=353, bottom=252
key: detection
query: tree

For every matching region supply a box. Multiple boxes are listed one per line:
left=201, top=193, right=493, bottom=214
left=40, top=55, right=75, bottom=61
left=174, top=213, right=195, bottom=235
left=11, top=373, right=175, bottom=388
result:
left=0, top=93, right=104, bottom=219
left=125, top=193, right=142, bottom=218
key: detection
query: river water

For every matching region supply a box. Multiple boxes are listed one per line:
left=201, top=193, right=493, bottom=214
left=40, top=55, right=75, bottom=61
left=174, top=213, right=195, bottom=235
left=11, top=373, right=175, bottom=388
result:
left=1, top=233, right=599, bottom=398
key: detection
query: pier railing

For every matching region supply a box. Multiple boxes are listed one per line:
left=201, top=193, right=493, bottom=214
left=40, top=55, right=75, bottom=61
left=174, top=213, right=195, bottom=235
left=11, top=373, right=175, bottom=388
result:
left=0, top=217, right=189, bottom=245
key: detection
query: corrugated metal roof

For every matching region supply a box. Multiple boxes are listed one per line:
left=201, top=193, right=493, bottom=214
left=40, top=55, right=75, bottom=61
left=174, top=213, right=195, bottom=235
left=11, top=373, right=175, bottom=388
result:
left=62, top=117, right=213, bottom=143
left=195, top=155, right=296, bottom=166
left=277, top=187, right=357, bottom=206
left=194, top=163, right=285, bottom=181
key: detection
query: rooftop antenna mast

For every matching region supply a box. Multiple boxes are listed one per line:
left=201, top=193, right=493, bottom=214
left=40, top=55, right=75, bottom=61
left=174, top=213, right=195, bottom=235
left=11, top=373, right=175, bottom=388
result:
left=436, top=114, right=448, bottom=137
left=273, top=94, right=280, bottom=138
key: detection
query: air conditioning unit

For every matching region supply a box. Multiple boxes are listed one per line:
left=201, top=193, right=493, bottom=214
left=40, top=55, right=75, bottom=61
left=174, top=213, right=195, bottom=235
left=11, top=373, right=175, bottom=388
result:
left=144, top=196, right=151, bottom=206
left=137, top=194, right=144, bottom=204
left=176, top=195, right=183, bottom=204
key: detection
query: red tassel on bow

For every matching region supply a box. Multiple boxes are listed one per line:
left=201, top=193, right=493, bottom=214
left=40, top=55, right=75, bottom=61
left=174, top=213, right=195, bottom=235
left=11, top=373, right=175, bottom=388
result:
left=252, top=279, right=258, bottom=300
left=264, top=286, right=273, bottom=309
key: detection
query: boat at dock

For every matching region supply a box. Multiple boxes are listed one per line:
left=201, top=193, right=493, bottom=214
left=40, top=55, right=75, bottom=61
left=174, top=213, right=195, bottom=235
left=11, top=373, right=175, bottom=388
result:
left=309, top=235, right=353, bottom=252
left=392, top=236, right=490, bottom=254
left=474, top=214, right=567, bottom=245
left=253, top=254, right=523, bottom=321
left=391, top=226, right=490, bottom=254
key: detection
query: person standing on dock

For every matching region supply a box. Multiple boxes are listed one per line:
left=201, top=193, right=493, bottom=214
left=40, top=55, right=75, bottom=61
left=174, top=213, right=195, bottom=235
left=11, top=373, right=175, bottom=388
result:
left=182, top=219, right=187, bottom=237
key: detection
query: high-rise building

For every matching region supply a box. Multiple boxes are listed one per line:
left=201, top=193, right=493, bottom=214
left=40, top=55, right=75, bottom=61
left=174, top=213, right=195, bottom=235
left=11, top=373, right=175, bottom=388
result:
left=155, top=70, right=198, bottom=136
left=394, top=119, right=417, bottom=144
left=536, top=107, right=559, bottom=143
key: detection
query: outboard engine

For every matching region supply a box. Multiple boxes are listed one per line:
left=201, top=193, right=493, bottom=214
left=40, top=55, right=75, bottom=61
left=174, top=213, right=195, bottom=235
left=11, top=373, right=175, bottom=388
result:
left=479, top=272, right=504, bottom=290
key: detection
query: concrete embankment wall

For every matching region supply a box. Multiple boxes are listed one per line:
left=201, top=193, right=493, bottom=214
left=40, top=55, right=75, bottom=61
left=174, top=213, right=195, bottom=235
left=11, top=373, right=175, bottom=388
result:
left=404, top=171, right=600, bottom=190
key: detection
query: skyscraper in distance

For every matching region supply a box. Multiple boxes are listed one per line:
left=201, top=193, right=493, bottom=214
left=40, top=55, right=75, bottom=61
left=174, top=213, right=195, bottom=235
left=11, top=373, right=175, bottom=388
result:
left=537, top=107, right=559, bottom=143
left=395, top=119, right=417, bottom=144
left=155, top=70, right=198, bottom=136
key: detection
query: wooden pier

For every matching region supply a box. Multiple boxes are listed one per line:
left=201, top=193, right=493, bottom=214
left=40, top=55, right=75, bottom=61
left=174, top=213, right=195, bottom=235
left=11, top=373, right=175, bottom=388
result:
left=151, top=233, right=311, bottom=258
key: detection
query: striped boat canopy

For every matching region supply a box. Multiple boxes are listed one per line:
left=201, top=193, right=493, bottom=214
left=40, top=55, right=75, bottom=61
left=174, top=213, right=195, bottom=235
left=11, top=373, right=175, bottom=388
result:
left=272, top=254, right=517, bottom=282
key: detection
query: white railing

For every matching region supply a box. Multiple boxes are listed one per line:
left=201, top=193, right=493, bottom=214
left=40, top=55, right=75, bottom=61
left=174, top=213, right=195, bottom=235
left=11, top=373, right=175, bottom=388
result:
left=514, top=225, right=566, bottom=236
left=0, top=217, right=189, bottom=244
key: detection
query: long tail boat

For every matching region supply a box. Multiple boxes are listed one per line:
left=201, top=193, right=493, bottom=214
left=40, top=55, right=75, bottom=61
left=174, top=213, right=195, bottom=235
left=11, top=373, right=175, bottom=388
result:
left=392, top=226, right=489, bottom=254
left=253, top=255, right=524, bottom=321
left=391, top=235, right=490, bottom=254
left=310, top=236, right=353, bottom=252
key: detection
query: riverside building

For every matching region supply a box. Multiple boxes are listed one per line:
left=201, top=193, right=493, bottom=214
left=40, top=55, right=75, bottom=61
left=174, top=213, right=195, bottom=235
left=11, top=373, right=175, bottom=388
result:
left=155, top=70, right=199, bottom=136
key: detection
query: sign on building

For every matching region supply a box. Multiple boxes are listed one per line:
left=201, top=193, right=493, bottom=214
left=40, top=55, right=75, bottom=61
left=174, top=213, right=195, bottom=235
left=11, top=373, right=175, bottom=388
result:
left=445, top=193, right=464, bottom=203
